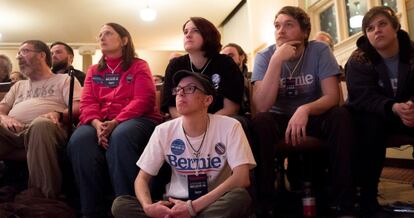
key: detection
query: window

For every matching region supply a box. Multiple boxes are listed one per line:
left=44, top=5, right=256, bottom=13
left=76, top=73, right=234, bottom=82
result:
left=345, top=0, right=367, bottom=36
left=319, top=5, right=338, bottom=43
left=382, top=0, right=397, bottom=12
left=308, top=0, right=409, bottom=66
left=310, top=0, right=408, bottom=44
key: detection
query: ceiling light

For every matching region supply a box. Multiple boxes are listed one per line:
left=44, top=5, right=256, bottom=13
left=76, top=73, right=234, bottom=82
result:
left=140, top=6, right=157, bottom=22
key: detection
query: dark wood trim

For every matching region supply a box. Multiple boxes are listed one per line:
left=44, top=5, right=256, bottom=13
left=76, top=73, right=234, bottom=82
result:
left=384, top=158, right=414, bottom=169
left=219, top=0, right=246, bottom=28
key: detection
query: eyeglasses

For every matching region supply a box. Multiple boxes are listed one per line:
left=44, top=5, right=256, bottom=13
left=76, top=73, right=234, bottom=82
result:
left=96, top=31, right=116, bottom=41
left=172, top=85, right=206, bottom=95
left=17, top=49, right=40, bottom=56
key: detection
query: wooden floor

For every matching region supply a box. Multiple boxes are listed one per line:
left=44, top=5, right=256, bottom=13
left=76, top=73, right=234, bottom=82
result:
left=266, top=167, right=414, bottom=218
left=376, top=179, right=414, bottom=218
left=379, top=179, right=414, bottom=205
left=1, top=163, right=414, bottom=217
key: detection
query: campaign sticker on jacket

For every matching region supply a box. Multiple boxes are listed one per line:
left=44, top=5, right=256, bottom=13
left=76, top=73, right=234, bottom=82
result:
left=92, top=75, right=104, bottom=84
left=104, top=73, right=120, bottom=88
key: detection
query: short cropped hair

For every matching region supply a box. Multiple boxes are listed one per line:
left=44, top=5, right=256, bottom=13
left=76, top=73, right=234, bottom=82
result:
left=50, top=41, right=74, bottom=56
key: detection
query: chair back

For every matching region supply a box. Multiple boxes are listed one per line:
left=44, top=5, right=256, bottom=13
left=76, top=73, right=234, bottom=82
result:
left=0, top=82, right=12, bottom=101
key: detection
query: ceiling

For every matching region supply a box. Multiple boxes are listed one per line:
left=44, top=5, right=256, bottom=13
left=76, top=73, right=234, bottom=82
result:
left=0, top=0, right=242, bottom=50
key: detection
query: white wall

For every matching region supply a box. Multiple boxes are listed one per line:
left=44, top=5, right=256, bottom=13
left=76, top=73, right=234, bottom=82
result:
left=138, top=50, right=183, bottom=76
left=91, top=49, right=183, bottom=76
left=220, top=0, right=299, bottom=69
left=0, top=49, right=19, bottom=72
left=246, top=0, right=297, bottom=52
left=72, top=49, right=85, bottom=71
left=221, top=4, right=250, bottom=52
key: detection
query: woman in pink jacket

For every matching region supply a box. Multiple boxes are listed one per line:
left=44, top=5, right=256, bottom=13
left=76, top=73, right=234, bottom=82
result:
left=67, top=23, right=161, bottom=217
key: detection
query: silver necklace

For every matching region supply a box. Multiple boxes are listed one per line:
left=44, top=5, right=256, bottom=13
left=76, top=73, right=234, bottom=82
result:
left=182, top=117, right=209, bottom=176
left=286, top=50, right=304, bottom=79
left=190, top=58, right=212, bottom=74
left=106, top=61, right=123, bottom=74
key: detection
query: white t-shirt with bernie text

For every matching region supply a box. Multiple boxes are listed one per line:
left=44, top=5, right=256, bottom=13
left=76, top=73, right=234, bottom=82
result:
left=137, top=114, right=256, bottom=199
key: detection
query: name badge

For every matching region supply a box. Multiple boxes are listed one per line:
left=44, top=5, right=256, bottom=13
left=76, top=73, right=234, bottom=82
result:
left=104, top=73, right=121, bottom=88
left=188, top=174, right=208, bottom=200
left=285, top=78, right=298, bottom=97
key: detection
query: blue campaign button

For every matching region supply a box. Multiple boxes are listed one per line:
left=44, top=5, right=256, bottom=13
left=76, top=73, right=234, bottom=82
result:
left=171, top=139, right=185, bottom=155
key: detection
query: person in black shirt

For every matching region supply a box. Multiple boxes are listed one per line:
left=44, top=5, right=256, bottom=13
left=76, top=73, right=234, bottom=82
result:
left=50, top=41, right=85, bottom=86
left=161, top=17, right=244, bottom=119
left=345, top=6, right=414, bottom=216
left=221, top=43, right=251, bottom=114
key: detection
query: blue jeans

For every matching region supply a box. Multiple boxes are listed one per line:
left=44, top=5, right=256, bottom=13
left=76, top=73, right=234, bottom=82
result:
left=67, top=117, right=157, bottom=216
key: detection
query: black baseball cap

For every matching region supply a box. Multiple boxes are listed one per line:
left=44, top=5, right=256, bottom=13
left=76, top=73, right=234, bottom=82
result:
left=173, top=70, right=216, bottom=97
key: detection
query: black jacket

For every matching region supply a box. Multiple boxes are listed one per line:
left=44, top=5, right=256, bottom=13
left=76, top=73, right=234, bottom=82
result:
left=345, top=30, right=414, bottom=118
left=65, top=68, right=85, bottom=86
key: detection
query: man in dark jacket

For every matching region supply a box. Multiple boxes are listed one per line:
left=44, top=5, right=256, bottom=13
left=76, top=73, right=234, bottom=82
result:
left=346, top=6, right=414, bottom=216
left=50, top=41, right=85, bottom=86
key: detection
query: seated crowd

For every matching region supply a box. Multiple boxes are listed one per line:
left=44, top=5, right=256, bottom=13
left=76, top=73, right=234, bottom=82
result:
left=0, top=5, right=413, bottom=218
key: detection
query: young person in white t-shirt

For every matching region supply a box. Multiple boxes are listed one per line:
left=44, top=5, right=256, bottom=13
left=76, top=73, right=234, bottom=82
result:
left=111, top=69, right=256, bottom=218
